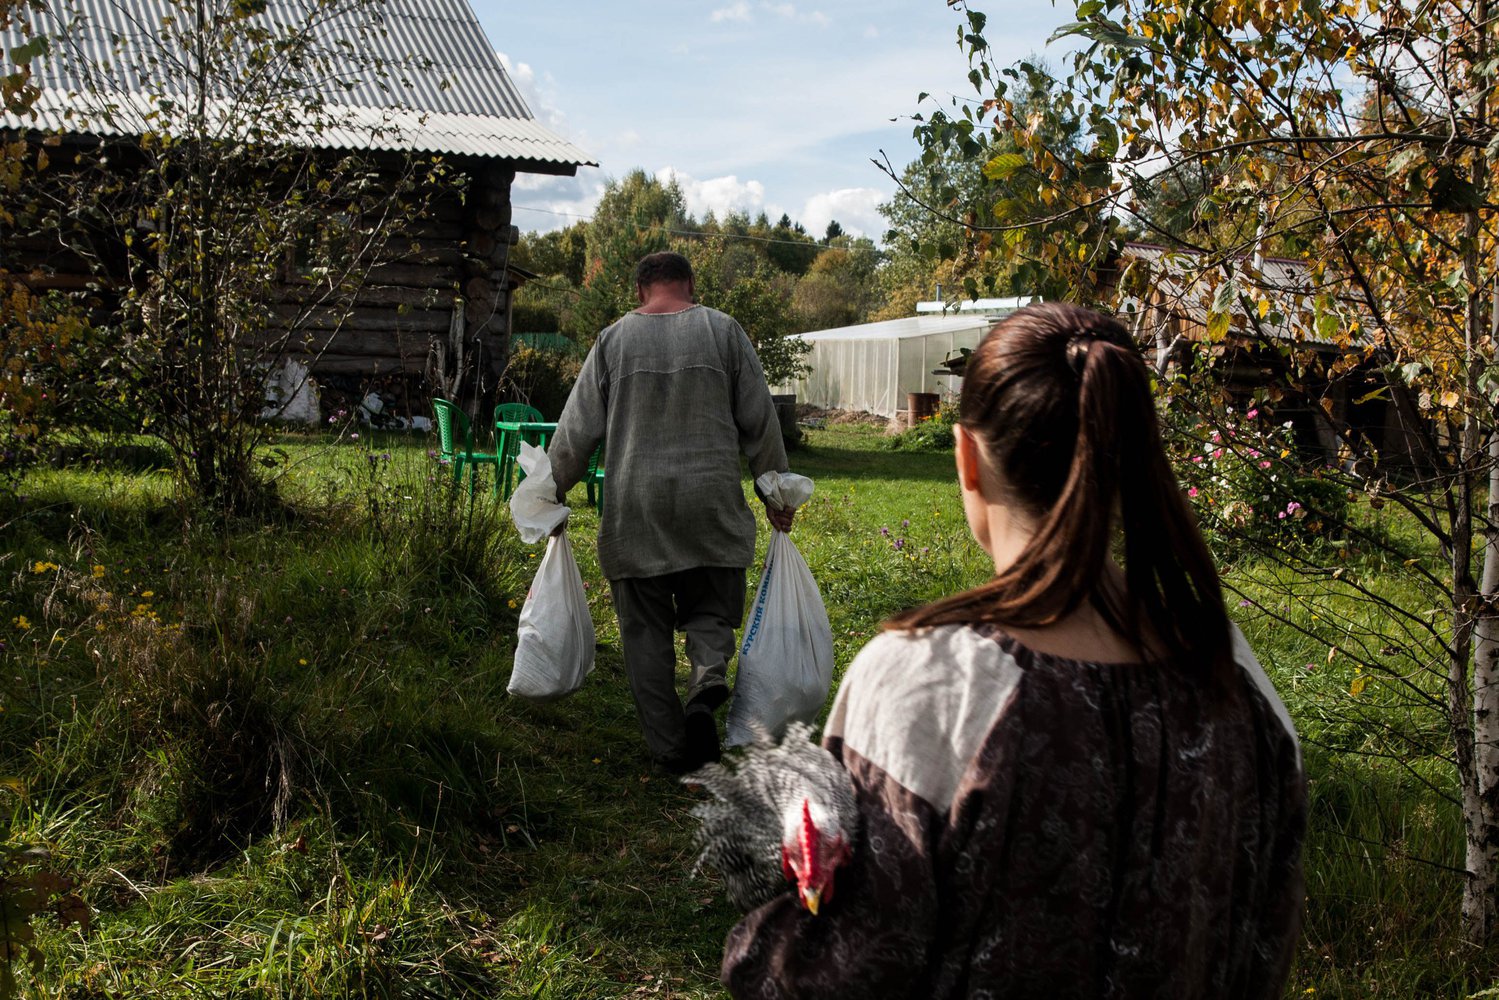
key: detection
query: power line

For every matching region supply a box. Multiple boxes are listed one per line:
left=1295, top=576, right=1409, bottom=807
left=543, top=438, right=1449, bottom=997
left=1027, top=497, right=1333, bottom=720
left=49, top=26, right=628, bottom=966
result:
left=512, top=204, right=887, bottom=257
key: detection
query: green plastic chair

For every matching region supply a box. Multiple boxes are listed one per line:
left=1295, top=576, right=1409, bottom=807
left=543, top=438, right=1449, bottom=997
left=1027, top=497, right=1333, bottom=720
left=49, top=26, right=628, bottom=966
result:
left=494, top=402, right=550, bottom=498
left=494, top=402, right=544, bottom=425
left=585, top=441, right=605, bottom=514
left=432, top=398, right=500, bottom=497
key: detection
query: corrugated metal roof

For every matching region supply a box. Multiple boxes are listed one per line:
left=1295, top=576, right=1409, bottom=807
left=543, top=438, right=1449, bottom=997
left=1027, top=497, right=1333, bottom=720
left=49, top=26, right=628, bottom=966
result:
left=0, top=0, right=594, bottom=168
left=800, top=313, right=1004, bottom=342
left=1118, top=243, right=1370, bottom=349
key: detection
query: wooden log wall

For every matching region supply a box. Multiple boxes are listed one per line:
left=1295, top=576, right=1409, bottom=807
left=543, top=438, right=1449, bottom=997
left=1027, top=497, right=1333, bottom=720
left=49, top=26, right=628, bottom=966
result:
left=457, top=166, right=518, bottom=416
left=3, top=140, right=536, bottom=411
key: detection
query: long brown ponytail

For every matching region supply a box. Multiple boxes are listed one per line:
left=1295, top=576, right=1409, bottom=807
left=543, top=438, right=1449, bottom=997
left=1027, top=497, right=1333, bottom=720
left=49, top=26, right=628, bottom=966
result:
left=888, top=303, right=1232, bottom=679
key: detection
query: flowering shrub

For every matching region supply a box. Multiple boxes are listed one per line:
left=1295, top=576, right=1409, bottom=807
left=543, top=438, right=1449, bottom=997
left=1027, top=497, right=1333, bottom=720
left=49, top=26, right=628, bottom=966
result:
left=1170, top=404, right=1350, bottom=552
left=886, top=400, right=959, bottom=452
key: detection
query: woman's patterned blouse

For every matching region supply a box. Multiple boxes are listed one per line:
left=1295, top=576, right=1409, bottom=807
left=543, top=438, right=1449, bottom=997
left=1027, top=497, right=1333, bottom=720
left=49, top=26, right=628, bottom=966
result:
left=722, top=623, right=1307, bottom=999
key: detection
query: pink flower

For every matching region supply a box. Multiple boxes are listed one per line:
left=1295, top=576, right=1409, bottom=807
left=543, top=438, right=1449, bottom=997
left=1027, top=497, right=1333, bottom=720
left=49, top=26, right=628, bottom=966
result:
left=1278, top=511, right=1287, bottom=519
left=1192, top=455, right=1203, bottom=463
left=1247, top=408, right=1259, bottom=418
left=1259, top=460, right=1272, bottom=469
left=1187, top=487, right=1199, bottom=497
left=1212, top=448, right=1223, bottom=459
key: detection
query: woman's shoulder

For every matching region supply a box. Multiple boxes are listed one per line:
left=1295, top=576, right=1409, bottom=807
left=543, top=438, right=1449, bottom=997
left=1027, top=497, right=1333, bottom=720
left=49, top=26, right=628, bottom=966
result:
left=1227, top=623, right=1303, bottom=771
left=828, top=625, right=1026, bottom=812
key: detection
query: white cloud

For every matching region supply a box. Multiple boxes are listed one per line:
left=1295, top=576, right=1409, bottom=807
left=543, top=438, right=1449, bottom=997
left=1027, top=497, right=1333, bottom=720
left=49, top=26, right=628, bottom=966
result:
left=761, top=2, right=828, bottom=25
left=656, top=167, right=768, bottom=221
left=863, top=24, right=879, bottom=38
left=510, top=175, right=606, bottom=234
left=496, top=50, right=572, bottom=138
left=710, top=2, right=751, bottom=22
left=800, top=187, right=887, bottom=240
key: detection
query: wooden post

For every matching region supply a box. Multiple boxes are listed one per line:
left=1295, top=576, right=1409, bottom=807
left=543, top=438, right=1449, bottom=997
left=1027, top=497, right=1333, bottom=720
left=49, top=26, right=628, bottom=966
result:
left=458, top=165, right=516, bottom=419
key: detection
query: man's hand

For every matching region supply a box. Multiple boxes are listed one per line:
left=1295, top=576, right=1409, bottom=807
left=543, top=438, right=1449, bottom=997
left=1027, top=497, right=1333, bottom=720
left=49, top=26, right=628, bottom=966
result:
left=765, top=503, right=795, bottom=533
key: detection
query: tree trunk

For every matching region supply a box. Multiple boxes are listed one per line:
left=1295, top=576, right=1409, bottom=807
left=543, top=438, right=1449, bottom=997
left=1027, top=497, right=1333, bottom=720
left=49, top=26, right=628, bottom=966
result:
left=1471, top=423, right=1499, bottom=946
left=1466, top=254, right=1499, bottom=945
left=1457, top=129, right=1497, bottom=939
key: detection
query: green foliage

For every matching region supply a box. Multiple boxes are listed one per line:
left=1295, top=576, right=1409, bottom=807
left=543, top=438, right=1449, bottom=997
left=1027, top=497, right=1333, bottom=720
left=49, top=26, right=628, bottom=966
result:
left=1170, top=403, right=1351, bottom=553
left=9, top=0, right=446, bottom=518
left=515, top=222, right=587, bottom=288
left=684, top=235, right=810, bottom=386
left=790, top=241, right=880, bottom=333
left=0, top=850, right=80, bottom=999
left=917, top=0, right=1499, bottom=946
left=884, top=54, right=1099, bottom=304
left=884, top=400, right=959, bottom=452
left=0, top=283, right=92, bottom=491
left=0, top=426, right=1490, bottom=994
left=500, top=343, right=582, bottom=422
left=572, top=170, right=686, bottom=340
left=765, top=213, right=818, bottom=276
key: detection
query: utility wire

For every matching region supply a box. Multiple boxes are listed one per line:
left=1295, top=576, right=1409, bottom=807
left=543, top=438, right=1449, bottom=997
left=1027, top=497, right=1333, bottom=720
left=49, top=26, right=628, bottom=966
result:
left=512, top=204, right=887, bottom=257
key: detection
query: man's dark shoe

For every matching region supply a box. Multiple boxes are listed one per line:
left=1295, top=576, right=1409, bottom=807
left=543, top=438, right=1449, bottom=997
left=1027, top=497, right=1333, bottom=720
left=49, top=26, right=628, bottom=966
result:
left=656, top=753, right=696, bottom=777
left=686, top=682, right=730, bottom=714
left=684, top=707, right=722, bottom=768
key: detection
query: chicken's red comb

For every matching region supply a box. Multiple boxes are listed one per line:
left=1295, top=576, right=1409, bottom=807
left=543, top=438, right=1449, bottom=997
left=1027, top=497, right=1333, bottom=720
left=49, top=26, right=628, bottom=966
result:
left=798, top=799, right=822, bottom=885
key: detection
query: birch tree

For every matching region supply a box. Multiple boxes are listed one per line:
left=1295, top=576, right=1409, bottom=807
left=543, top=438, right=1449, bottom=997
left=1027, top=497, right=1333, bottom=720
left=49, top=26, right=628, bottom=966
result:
left=914, top=0, right=1499, bottom=946
left=6, top=0, right=443, bottom=514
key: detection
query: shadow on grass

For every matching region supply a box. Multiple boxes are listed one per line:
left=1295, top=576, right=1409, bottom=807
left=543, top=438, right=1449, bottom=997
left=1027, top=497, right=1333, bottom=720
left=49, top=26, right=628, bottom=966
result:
left=795, top=431, right=955, bottom=484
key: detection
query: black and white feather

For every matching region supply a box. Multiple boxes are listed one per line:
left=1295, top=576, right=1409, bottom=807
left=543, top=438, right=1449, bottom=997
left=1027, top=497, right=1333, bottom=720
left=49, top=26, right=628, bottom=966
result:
left=684, top=721, right=860, bottom=912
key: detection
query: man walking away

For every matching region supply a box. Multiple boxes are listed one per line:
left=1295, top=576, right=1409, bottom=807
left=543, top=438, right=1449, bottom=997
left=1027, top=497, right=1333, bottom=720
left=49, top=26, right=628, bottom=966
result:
left=547, top=251, right=795, bottom=773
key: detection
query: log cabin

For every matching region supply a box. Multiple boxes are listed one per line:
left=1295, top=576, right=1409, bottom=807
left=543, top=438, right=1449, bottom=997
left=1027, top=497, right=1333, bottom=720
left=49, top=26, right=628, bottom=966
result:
left=0, top=0, right=594, bottom=419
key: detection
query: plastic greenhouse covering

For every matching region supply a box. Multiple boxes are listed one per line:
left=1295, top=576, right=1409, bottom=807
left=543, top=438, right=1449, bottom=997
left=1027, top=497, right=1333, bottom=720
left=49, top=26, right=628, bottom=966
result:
left=773, top=312, right=1019, bottom=418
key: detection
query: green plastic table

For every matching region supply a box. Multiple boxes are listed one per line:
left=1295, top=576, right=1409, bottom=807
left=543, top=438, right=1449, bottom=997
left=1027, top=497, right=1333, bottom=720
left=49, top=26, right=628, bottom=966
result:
left=495, top=420, right=558, bottom=499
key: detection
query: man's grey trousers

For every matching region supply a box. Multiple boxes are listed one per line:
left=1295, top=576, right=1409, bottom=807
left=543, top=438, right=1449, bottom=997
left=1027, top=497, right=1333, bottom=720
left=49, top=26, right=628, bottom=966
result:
left=609, top=567, right=746, bottom=762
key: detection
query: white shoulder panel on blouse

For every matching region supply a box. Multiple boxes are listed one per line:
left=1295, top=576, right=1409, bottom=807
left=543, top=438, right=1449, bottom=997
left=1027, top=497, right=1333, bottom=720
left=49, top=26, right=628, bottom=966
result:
left=827, top=625, right=1023, bottom=814
left=1230, top=623, right=1302, bottom=770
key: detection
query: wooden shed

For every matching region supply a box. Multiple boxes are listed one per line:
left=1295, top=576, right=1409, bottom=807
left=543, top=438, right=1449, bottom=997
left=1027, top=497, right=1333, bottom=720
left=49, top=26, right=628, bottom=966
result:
left=1105, top=242, right=1429, bottom=472
left=0, top=0, right=594, bottom=418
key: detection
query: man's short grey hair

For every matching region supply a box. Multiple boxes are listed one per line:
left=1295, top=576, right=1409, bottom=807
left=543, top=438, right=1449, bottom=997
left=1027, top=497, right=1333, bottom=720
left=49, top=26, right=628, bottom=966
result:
left=634, top=251, right=694, bottom=289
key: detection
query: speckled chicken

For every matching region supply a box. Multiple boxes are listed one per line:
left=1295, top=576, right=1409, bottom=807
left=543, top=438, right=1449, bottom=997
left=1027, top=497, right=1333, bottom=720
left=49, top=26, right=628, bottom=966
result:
left=685, top=721, right=860, bottom=915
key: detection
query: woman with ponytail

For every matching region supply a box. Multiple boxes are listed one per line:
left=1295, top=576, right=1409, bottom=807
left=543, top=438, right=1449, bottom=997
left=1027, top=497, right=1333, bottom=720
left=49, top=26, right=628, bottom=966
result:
left=722, top=303, right=1306, bottom=999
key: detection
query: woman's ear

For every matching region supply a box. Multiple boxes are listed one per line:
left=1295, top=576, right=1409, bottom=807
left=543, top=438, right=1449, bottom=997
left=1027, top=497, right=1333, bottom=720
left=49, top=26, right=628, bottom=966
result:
left=954, top=423, right=983, bottom=492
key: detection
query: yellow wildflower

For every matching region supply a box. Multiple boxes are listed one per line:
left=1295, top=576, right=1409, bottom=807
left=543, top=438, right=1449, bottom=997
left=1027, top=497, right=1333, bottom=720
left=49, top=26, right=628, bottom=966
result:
left=30, top=561, right=58, bottom=573
left=13, top=615, right=31, bottom=629
left=299, top=658, right=308, bottom=666
left=91, top=565, right=105, bottom=579
left=140, top=591, right=155, bottom=598
left=508, top=599, right=518, bottom=609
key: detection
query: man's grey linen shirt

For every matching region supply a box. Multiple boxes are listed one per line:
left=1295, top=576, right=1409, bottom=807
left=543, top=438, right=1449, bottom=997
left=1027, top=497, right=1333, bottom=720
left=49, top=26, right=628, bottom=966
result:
left=547, top=304, right=788, bottom=581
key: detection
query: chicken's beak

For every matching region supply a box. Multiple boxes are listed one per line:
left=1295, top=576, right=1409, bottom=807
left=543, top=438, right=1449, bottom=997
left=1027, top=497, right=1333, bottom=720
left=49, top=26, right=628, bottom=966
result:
left=800, top=886, right=821, bottom=916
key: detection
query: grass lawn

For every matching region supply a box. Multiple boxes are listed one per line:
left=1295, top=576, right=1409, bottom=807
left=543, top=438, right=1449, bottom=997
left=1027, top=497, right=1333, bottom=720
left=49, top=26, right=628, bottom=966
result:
left=0, top=423, right=1491, bottom=996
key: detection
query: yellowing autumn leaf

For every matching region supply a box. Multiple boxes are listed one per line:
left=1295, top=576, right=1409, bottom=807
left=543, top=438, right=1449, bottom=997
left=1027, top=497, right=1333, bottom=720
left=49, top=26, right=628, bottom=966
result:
left=1350, top=675, right=1368, bottom=696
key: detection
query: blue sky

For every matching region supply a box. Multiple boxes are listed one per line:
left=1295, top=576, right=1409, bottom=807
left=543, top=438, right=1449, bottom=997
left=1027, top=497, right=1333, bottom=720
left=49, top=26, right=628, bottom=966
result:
left=473, top=1, right=1073, bottom=242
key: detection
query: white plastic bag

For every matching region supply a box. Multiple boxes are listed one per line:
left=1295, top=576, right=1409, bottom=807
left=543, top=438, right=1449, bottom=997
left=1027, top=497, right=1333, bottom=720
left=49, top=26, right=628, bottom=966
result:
left=726, top=475, right=833, bottom=746
left=508, top=442, right=595, bottom=700
left=510, top=532, right=596, bottom=700
left=754, top=470, right=815, bottom=512
left=509, top=442, right=569, bottom=544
